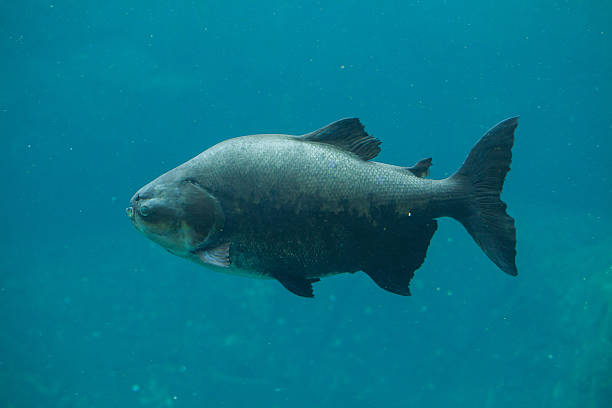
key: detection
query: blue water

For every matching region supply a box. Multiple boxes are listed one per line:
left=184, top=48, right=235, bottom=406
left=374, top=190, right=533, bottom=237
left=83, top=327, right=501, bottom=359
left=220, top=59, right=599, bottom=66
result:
left=1, top=1, right=611, bottom=407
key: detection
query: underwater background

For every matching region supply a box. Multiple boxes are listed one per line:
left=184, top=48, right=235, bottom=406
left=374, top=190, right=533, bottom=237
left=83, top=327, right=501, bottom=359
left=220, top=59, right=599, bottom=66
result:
left=1, top=1, right=611, bottom=407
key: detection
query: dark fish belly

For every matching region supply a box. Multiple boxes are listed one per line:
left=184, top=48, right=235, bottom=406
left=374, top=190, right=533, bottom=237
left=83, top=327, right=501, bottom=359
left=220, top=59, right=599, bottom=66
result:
left=220, top=194, right=433, bottom=279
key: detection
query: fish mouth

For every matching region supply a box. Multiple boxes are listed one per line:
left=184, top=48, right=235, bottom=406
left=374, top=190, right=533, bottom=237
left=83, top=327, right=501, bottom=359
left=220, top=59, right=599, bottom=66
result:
left=126, top=206, right=144, bottom=233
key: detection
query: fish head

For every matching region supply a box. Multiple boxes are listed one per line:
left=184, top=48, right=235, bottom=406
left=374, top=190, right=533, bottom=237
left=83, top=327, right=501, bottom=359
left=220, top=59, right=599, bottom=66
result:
left=127, top=174, right=224, bottom=258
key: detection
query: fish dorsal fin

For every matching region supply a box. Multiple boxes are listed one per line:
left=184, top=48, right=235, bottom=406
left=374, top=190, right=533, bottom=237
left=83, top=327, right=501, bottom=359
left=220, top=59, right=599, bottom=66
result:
left=298, top=118, right=381, bottom=161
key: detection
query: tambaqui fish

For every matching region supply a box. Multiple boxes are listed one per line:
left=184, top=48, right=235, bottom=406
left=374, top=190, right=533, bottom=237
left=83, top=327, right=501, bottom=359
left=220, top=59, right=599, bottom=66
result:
left=127, top=117, right=518, bottom=297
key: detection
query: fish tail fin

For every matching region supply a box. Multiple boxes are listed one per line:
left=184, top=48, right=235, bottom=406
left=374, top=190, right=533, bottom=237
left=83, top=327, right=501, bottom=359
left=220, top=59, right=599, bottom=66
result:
left=450, top=117, right=518, bottom=276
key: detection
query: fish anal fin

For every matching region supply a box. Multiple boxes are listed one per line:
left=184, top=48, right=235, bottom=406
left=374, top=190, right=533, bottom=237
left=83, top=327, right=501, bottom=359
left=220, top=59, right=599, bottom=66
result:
left=298, top=118, right=381, bottom=161
left=363, top=219, right=437, bottom=296
left=363, top=268, right=413, bottom=296
left=273, top=273, right=320, bottom=298
left=406, top=157, right=433, bottom=178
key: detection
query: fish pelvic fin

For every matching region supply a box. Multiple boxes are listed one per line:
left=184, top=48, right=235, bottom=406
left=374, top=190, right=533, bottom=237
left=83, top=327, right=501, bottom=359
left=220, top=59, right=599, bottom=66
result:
left=451, top=117, right=519, bottom=276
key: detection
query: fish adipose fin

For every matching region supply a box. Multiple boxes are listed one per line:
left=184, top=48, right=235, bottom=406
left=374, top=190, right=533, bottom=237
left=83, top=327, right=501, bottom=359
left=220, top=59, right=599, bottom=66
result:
left=363, top=219, right=438, bottom=295
left=406, top=157, right=433, bottom=178
left=451, top=117, right=518, bottom=275
left=299, top=118, right=381, bottom=161
left=273, top=273, right=320, bottom=298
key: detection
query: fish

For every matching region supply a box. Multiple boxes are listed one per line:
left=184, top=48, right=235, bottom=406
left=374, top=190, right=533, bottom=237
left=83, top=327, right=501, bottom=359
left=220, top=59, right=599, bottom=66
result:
left=127, top=117, right=518, bottom=298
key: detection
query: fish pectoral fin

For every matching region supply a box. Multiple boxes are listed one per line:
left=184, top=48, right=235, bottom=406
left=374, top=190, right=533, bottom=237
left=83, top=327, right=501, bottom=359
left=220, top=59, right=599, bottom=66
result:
left=272, top=273, right=320, bottom=298
left=197, top=242, right=231, bottom=267
left=297, top=118, right=381, bottom=161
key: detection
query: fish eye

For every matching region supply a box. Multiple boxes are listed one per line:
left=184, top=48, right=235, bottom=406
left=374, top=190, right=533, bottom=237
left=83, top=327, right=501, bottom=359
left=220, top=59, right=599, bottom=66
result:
left=139, top=205, right=151, bottom=217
